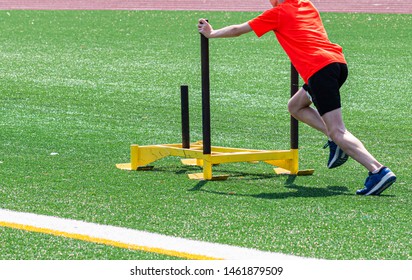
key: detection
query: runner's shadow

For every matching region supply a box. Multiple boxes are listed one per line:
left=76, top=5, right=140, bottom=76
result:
left=188, top=175, right=351, bottom=199
left=252, top=175, right=351, bottom=199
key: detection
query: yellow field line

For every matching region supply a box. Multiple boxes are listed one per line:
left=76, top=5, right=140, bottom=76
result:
left=0, top=221, right=221, bottom=260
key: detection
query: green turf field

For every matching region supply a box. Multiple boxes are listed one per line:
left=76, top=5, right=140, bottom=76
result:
left=0, top=10, right=411, bottom=260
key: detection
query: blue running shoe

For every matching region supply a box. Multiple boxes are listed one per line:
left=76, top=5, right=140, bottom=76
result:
left=323, top=140, right=348, bottom=169
left=356, top=167, right=396, bottom=196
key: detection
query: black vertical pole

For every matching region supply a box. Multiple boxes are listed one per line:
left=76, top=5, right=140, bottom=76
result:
left=201, top=32, right=211, bottom=155
left=290, top=63, right=299, bottom=150
left=181, top=85, right=190, bottom=149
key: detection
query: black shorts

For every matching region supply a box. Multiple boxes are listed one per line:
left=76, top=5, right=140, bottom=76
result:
left=303, top=63, right=348, bottom=116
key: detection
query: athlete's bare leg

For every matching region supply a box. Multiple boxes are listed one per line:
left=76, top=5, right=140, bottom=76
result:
left=288, top=87, right=382, bottom=172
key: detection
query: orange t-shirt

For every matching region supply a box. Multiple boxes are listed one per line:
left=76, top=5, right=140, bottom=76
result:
left=248, top=0, right=346, bottom=83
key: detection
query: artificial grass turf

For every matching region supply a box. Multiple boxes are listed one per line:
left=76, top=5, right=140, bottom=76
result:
left=0, top=10, right=411, bottom=259
left=0, top=227, right=181, bottom=260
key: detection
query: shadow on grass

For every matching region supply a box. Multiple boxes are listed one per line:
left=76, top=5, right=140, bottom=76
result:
left=132, top=164, right=352, bottom=198
left=127, top=164, right=394, bottom=198
left=188, top=174, right=352, bottom=199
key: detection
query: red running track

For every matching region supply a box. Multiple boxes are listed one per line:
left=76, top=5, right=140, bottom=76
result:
left=0, top=0, right=411, bottom=14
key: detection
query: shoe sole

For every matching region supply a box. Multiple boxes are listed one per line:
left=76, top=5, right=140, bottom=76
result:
left=328, top=146, right=348, bottom=169
left=365, top=172, right=396, bottom=196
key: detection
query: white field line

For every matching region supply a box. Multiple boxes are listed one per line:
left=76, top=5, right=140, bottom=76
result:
left=0, top=208, right=310, bottom=260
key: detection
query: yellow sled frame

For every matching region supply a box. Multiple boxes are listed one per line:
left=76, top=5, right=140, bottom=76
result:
left=116, top=141, right=313, bottom=180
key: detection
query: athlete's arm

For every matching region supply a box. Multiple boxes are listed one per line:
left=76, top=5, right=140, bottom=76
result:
left=198, top=18, right=252, bottom=38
